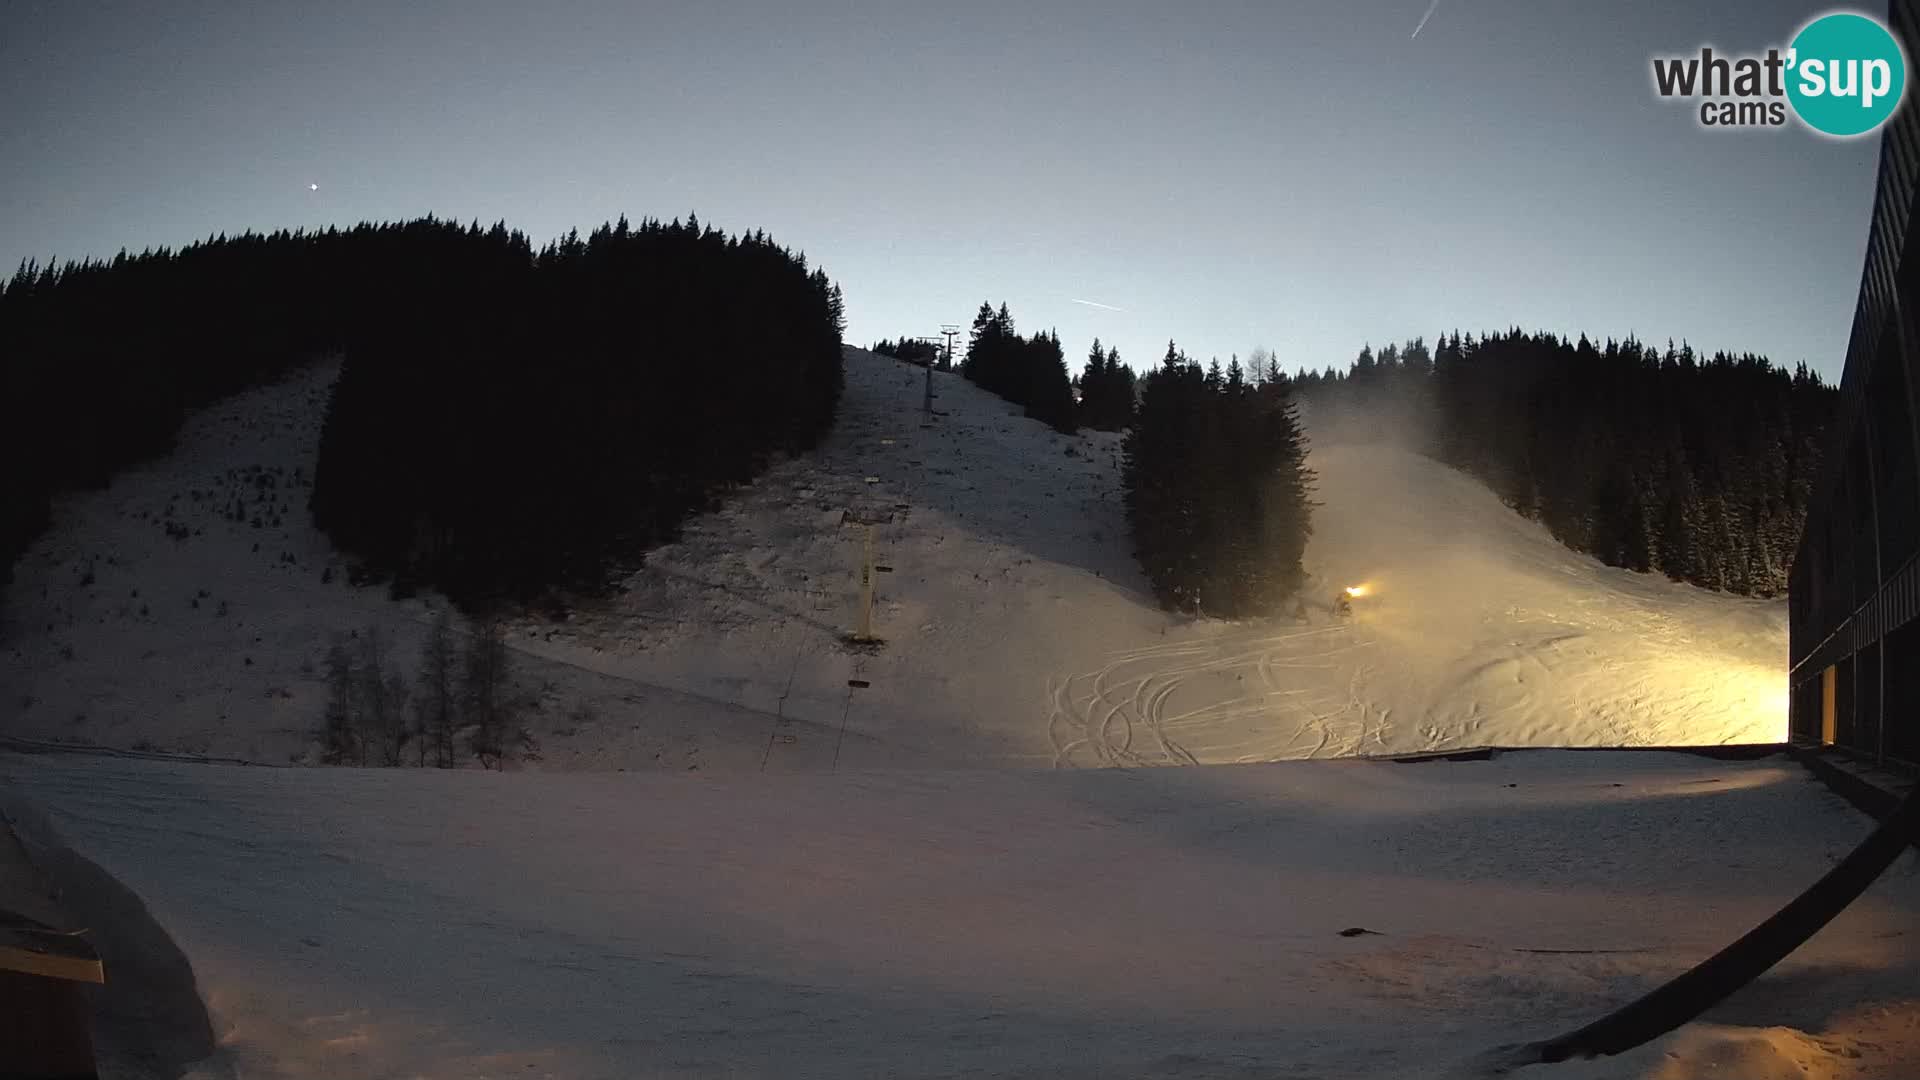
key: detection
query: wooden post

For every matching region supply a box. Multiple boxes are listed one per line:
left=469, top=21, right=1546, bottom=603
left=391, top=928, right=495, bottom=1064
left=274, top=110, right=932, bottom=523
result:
left=1822, top=665, right=1838, bottom=745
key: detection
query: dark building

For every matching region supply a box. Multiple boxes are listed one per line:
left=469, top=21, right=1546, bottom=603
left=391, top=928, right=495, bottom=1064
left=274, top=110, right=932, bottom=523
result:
left=1788, top=0, right=1920, bottom=770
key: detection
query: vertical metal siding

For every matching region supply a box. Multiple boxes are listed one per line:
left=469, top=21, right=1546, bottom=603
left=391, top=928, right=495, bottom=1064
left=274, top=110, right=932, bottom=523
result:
left=1788, top=0, right=1920, bottom=767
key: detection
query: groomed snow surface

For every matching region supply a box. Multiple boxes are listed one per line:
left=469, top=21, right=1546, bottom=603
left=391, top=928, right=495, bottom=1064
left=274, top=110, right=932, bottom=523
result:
left=0, top=348, right=1787, bottom=769
left=1, top=347, right=1909, bottom=1078
left=3, top=751, right=1916, bottom=1079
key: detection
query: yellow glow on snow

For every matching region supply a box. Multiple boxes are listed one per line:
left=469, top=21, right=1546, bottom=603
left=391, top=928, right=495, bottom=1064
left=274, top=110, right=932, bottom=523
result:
left=1727, top=665, right=1791, bottom=743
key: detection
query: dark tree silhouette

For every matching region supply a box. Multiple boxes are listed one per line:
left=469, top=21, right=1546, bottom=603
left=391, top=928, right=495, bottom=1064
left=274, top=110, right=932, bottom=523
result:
left=1078, top=339, right=1137, bottom=431
left=961, top=302, right=1078, bottom=433
left=0, top=215, right=845, bottom=612
left=870, top=337, right=940, bottom=366
left=310, top=215, right=844, bottom=607
left=1292, top=330, right=1836, bottom=597
left=1124, top=342, right=1314, bottom=616
left=0, top=219, right=527, bottom=601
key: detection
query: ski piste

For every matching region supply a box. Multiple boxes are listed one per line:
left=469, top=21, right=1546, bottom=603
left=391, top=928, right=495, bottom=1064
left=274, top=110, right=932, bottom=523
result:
left=1459, top=786, right=1920, bottom=1074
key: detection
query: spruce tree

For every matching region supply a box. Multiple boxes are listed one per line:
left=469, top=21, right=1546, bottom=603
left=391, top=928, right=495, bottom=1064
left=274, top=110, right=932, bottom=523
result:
left=1083, top=338, right=1109, bottom=425
left=1123, top=341, right=1314, bottom=616
left=1110, top=347, right=1135, bottom=427
left=958, top=306, right=1078, bottom=432
left=1291, top=326, right=1833, bottom=597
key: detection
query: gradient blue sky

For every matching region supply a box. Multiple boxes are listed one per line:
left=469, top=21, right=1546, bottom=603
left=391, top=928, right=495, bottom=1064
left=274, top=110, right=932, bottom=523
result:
left=0, top=1, right=1886, bottom=380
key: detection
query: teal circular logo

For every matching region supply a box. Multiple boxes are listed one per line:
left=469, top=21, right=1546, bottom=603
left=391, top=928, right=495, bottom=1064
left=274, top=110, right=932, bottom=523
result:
left=1787, top=12, right=1907, bottom=137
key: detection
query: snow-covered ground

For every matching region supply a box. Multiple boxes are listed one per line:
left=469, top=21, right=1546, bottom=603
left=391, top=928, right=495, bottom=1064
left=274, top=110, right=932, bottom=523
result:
left=0, top=348, right=1905, bottom=1079
left=0, top=347, right=1787, bottom=769
left=2, top=749, right=1914, bottom=1079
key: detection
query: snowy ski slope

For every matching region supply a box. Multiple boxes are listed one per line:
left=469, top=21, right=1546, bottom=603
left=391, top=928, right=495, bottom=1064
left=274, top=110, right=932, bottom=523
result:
left=0, top=347, right=1786, bottom=768
left=3, top=749, right=1916, bottom=1079
left=0, top=348, right=1907, bottom=1080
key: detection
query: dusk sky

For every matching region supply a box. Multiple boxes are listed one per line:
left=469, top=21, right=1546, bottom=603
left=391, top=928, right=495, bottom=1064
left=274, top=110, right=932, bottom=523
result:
left=0, top=0, right=1884, bottom=380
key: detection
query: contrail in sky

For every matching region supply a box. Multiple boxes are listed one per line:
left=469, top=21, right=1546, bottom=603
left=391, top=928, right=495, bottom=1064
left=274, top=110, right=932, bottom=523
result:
left=1411, top=0, right=1444, bottom=38
left=1070, top=298, right=1126, bottom=312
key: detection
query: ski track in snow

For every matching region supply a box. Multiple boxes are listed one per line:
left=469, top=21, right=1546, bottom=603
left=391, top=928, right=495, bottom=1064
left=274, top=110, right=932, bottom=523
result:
left=1048, top=624, right=1371, bottom=768
left=2, top=347, right=1787, bottom=771
left=0, top=349, right=1903, bottom=1080
left=1041, top=452, right=1788, bottom=768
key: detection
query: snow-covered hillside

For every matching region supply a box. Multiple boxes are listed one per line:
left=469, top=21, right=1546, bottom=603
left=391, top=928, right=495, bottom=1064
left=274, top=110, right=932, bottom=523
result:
left=0, top=347, right=1786, bottom=767
left=0, top=349, right=1904, bottom=1080
left=3, top=749, right=1913, bottom=1079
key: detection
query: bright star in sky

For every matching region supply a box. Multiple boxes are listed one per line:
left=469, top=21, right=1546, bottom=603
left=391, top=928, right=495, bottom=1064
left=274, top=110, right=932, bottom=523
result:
left=309, top=182, right=319, bottom=192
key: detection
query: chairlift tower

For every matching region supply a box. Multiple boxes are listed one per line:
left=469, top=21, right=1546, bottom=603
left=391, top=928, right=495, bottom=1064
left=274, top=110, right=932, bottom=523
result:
left=940, top=324, right=960, bottom=371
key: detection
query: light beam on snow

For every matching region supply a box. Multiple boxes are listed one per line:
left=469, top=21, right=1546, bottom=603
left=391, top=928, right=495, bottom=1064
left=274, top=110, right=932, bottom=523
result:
left=1411, top=0, right=1444, bottom=39
left=1069, top=298, right=1126, bottom=312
